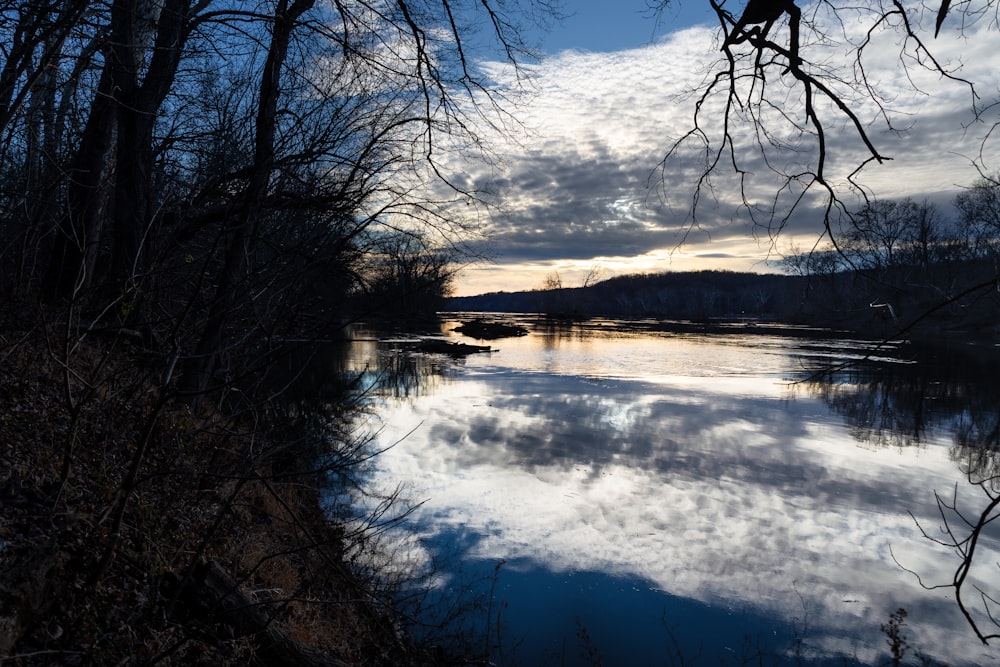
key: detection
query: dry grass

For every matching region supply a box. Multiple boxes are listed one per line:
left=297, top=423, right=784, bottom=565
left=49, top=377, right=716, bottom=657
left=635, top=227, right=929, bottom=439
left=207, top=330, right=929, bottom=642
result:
left=0, top=305, right=442, bottom=666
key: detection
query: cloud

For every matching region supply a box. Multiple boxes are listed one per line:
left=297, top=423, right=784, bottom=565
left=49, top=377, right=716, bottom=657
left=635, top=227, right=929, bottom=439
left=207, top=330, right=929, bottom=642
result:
left=447, top=12, right=1000, bottom=295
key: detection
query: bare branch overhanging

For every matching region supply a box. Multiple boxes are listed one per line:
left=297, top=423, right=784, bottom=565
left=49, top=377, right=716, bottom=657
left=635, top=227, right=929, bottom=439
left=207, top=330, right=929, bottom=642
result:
left=651, top=0, right=996, bottom=250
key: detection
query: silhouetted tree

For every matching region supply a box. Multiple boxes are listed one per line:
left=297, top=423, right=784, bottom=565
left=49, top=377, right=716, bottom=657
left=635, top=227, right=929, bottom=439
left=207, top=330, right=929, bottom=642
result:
left=0, top=0, right=553, bottom=400
left=955, top=173, right=1000, bottom=260
left=358, top=230, right=458, bottom=320
left=0, top=5, right=558, bottom=658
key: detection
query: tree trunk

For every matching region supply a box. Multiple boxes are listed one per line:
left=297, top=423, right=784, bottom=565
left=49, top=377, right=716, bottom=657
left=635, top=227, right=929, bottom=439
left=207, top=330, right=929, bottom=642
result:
left=42, top=63, right=117, bottom=300
left=180, top=0, right=316, bottom=401
left=43, top=0, right=192, bottom=301
left=110, top=0, right=190, bottom=294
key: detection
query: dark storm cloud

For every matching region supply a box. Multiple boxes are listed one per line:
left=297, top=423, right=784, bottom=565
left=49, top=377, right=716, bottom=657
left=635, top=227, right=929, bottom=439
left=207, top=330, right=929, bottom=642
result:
left=472, top=145, right=686, bottom=261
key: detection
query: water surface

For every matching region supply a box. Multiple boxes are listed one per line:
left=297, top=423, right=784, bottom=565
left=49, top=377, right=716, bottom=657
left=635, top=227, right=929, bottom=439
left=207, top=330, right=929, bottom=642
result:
left=346, top=317, right=1000, bottom=666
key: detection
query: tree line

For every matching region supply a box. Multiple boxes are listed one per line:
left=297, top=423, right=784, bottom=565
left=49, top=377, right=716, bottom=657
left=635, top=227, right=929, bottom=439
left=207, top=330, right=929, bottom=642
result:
left=780, top=178, right=1000, bottom=335
left=450, top=175, right=1000, bottom=338
left=0, top=0, right=532, bottom=399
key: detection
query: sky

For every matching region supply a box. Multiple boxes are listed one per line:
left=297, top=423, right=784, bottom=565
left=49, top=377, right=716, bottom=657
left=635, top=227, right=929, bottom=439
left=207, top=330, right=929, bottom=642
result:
left=445, top=1, right=1000, bottom=296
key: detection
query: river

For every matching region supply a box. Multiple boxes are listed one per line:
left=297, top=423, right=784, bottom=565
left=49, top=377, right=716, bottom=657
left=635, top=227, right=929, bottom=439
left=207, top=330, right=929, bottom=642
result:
left=340, top=315, right=1000, bottom=666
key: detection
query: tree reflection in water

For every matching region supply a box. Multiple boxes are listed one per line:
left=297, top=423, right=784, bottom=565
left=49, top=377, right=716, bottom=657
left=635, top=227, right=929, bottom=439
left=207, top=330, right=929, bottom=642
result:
left=802, top=340, right=1000, bottom=647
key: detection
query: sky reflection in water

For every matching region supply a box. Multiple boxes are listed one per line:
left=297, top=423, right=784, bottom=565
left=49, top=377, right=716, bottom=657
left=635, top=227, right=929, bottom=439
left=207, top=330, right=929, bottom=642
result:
left=351, top=322, right=999, bottom=665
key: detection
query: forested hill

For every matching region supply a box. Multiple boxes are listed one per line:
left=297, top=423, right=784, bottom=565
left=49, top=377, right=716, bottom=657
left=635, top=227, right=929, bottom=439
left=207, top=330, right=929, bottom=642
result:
left=448, top=270, right=803, bottom=320
left=446, top=266, right=1000, bottom=339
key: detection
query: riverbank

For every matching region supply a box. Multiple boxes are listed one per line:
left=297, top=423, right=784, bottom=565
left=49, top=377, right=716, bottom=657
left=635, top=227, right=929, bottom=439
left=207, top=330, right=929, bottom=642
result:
left=0, top=305, right=441, bottom=666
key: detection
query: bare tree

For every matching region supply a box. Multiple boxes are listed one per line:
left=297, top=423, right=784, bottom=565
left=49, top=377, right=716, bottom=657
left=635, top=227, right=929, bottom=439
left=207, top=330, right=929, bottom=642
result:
left=542, top=270, right=562, bottom=290
left=955, top=172, right=1000, bottom=259
left=0, top=0, right=552, bottom=396
left=0, top=2, right=559, bottom=661
left=358, top=230, right=458, bottom=319
left=839, top=198, right=947, bottom=273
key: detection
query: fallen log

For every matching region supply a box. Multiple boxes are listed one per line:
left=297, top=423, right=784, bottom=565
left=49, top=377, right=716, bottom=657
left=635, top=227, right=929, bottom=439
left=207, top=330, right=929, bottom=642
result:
left=165, top=560, right=350, bottom=667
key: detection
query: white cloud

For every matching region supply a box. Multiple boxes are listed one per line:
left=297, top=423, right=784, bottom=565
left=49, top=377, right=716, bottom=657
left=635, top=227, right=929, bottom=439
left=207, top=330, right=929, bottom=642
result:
left=448, top=8, right=1000, bottom=295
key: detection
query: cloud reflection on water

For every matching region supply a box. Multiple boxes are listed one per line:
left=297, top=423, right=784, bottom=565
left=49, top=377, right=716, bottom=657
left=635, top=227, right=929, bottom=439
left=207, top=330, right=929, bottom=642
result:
left=356, top=329, right=998, bottom=664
